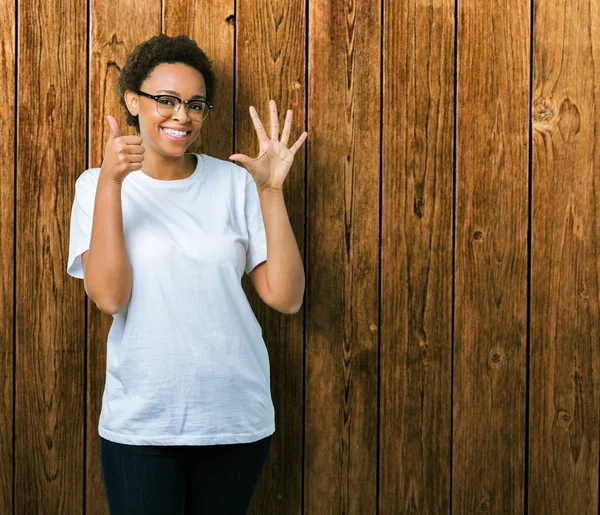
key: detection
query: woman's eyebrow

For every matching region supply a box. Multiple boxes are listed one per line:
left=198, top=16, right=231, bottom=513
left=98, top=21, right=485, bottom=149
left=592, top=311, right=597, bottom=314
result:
left=157, top=89, right=206, bottom=100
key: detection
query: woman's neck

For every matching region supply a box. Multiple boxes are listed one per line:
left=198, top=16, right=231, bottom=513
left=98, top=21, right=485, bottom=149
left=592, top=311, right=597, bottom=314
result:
left=140, top=148, right=195, bottom=181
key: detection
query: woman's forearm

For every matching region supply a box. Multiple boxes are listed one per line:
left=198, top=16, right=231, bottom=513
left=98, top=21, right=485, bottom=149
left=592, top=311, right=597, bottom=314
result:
left=85, top=173, right=133, bottom=314
left=257, top=186, right=305, bottom=313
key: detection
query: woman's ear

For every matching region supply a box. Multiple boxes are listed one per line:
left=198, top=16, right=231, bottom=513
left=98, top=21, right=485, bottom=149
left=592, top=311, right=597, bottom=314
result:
left=124, top=90, right=139, bottom=116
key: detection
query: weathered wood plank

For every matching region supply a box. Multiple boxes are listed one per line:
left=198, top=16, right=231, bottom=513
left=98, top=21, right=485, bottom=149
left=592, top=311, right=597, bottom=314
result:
left=17, top=0, right=87, bottom=511
left=0, top=0, right=15, bottom=510
left=306, top=0, right=380, bottom=512
left=453, top=0, right=530, bottom=512
left=380, top=0, right=455, bottom=511
left=529, top=0, right=600, bottom=511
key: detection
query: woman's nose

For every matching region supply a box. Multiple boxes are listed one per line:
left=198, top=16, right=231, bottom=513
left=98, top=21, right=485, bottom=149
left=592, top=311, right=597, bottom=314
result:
left=172, top=103, right=192, bottom=123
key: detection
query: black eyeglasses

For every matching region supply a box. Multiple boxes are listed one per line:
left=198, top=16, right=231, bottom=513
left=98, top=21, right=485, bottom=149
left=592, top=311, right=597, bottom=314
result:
left=137, top=90, right=213, bottom=121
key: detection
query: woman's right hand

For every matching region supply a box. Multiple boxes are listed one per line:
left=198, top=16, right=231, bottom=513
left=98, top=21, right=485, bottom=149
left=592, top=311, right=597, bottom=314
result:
left=100, top=115, right=145, bottom=184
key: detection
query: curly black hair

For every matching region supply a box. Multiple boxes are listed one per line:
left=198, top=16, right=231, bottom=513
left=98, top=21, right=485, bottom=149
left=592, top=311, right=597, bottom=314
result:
left=116, top=34, right=218, bottom=132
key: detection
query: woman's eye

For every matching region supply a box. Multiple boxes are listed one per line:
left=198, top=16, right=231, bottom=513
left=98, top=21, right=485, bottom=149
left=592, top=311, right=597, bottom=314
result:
left=158, top=98, right=175, bottom=106
left=189, top=103, right=205, bottom=112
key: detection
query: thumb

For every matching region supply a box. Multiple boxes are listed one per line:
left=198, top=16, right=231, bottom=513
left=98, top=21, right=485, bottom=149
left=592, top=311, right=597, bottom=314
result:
left=228, top=155, right=251, bottom=172
left=228, top=154, right=249, bottom=164
left=106, top=115, right=120, bottom=140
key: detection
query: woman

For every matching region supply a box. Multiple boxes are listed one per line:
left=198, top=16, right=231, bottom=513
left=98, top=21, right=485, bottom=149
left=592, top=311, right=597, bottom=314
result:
left=66, top=33, right=306, bottom=514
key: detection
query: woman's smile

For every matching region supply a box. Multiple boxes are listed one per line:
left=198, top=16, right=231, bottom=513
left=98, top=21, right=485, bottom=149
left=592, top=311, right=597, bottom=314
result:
left=160, top=125, right=192, bottom=142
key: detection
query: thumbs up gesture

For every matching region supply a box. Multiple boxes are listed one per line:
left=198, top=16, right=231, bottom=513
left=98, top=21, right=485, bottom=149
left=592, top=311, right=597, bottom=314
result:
left=100, top=115, right=145, bottom=184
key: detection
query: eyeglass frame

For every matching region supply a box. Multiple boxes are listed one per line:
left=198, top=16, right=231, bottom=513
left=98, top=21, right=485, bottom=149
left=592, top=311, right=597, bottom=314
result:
left=136, top=90, right=214, bottom=121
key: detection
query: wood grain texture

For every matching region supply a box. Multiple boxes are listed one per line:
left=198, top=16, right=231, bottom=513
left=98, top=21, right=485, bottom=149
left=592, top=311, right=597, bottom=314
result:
left=0, top=0, right=15, bottom=512
left=453, top=0, right=530, bottom=512
left=380, top=0, right=455, bottom=512
left=6, top=0, right=600, bottom=511
left=163, top=0, right=234, bottom=161
left=236, top=1, right=306, bottom=512
left=306, top=0, right=380, bottom=512
left=17, top=0, right=87, bottom=511
left=529, top=0, right=600, bottom=512
left=87, top=2, right=160, bottom=513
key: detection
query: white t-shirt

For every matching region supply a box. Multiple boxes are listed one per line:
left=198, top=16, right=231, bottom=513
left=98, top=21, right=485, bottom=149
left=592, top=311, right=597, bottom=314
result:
left=67, top=153, right=275, bottom=446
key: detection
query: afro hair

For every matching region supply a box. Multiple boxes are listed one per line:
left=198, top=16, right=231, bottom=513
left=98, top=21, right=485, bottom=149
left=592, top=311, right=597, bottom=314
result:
left=116, top=34, right=218, bottom=132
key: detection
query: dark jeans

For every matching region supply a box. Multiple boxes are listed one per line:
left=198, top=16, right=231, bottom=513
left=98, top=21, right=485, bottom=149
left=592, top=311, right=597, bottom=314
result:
left=99, top=434, right=273, bottom=514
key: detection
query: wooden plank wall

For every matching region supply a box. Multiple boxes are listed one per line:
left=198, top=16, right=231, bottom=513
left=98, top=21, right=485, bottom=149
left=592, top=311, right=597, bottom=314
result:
left=0, top=0, right=15, bottom=509
left=15, top=0, right=87, bottom=513
left=453, top=0, right=530, bottom=510
left=530, top=0, right=600, bottom=511
left=2, top=0, right=598, bottom=513
left=381, top=0, right=454, bottom=511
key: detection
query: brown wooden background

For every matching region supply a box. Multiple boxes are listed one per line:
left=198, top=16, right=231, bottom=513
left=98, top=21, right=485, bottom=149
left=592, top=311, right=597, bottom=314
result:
left=1, top=0, right=598, bottom=512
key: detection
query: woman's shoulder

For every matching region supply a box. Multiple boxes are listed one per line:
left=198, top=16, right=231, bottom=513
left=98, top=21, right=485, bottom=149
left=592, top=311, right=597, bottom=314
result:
left=74, top=167, right=102, bottom=196
left=198, top=153, right=253, bottom=184
left=76, top=166, right=101, bottom=181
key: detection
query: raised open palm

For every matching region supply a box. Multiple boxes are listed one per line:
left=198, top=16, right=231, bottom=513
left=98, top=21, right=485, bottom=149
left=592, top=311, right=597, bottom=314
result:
left=229, top=100, right=308, bottom=191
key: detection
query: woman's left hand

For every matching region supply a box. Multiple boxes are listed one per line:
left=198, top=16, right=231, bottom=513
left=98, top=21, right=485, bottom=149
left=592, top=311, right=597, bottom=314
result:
left=229, top=100, right=308, bottom=191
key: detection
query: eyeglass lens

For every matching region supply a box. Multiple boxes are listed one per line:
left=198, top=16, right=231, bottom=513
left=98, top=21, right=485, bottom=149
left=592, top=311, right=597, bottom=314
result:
left=156, top=96, right=209, bottom=121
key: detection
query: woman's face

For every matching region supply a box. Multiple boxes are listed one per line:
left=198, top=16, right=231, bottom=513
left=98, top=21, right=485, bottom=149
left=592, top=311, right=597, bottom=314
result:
left=124, top=62, right=207, bottom=157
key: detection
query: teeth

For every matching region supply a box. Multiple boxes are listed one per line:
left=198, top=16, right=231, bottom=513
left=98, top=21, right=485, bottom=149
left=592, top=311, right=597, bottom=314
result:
left=163, top=128, right=187, bottom=137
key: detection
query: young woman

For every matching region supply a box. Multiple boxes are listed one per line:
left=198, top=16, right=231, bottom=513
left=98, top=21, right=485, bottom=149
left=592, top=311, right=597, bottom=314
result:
left=67, top=33, right=306, bottom=514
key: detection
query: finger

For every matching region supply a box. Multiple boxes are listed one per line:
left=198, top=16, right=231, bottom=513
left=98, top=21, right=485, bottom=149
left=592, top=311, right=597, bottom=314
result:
left=228, top=154, right=250, bottom=164
left=107, top=115, right=120, bottom=140
left=269, top=99, right=279, bottom=140
left=249, top=106, right=269, bottom=145
left=289, top=131, right=308, bottom=156
left=126, top=154, right=144, bottom=163
left=127, top=162, right=144, bottom=172
left=121, top=143, right=145, bottom=154
left=281, top=109, right=293, bottom=147
left=120, top=155, right=144, bottom=165
left=120, top=135, right=144, bottom=145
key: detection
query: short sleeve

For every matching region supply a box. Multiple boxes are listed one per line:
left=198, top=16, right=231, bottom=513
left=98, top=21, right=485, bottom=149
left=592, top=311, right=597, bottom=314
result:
left=66, top=174, right=96, bottom=279
left=244, top=176, right=267, bottom=275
